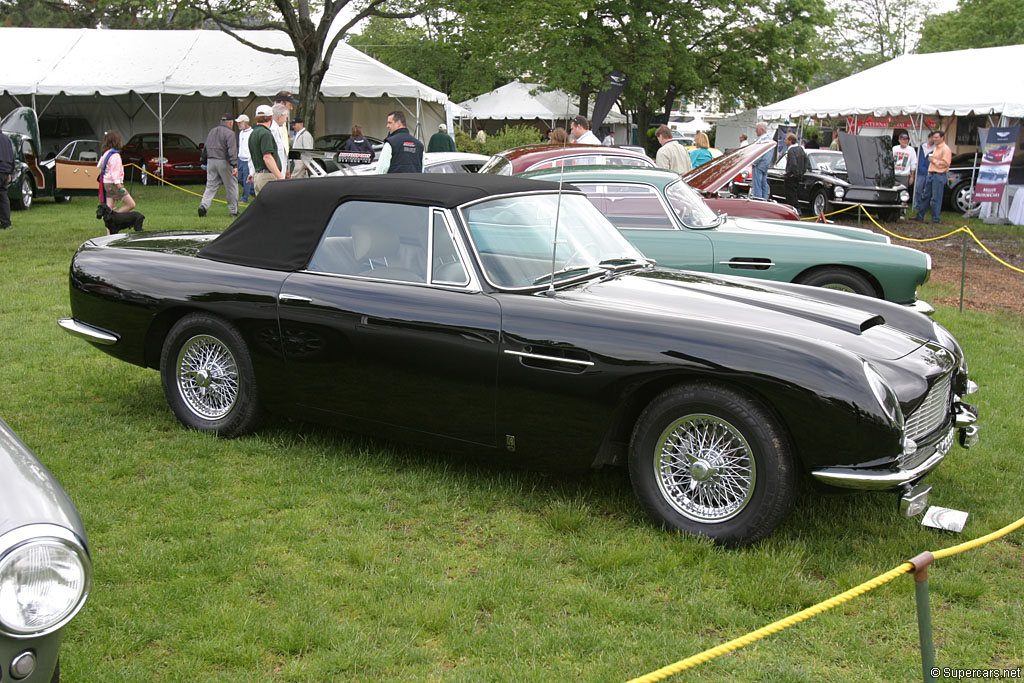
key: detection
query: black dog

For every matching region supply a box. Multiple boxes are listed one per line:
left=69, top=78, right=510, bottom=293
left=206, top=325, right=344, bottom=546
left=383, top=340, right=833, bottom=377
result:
left=96, top=204, right=145, bottom=234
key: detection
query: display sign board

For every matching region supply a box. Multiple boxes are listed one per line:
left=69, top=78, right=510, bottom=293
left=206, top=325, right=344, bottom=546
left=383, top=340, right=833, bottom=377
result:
left=973, top=126, right=1019, bottom=203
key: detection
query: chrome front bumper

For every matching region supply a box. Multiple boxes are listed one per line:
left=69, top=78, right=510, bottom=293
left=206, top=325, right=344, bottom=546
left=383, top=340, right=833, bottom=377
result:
left=811, top=401, right=979, bottom=491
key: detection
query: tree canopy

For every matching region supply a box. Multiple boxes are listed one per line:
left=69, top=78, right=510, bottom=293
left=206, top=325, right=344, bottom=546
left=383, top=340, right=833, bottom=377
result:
left=917, top=0, right=1024, bottom=53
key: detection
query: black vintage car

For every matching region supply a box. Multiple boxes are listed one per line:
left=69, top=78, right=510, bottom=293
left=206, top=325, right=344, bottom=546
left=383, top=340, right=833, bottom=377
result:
left=58, top=175, right=979, bottom=546
left=767, top=135, right=911, bottom=219
left=943, top=151, right=1024, bottom=213
left=1, top=417, right=92, bottom=682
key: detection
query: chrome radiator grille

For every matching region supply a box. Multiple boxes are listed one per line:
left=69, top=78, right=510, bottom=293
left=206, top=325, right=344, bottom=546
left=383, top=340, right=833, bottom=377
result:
left=905, top=373, right=952, bottom=442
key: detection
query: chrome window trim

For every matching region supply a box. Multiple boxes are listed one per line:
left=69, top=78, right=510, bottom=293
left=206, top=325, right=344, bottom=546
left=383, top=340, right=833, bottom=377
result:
left=524, top=154, right=655, bottom=173
left=571, top=180, right=681, bottom=232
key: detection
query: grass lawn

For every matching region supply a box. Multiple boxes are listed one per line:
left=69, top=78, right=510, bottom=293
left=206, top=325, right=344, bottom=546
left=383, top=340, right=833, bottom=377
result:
left=1, top=187, right=1022, bottom=681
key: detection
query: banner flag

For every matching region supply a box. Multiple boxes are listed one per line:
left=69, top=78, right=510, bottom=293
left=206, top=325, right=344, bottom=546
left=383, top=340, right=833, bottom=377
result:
left=590, top=71, right=627, bottom=132
left=974, top=127, right=1019, bottom=203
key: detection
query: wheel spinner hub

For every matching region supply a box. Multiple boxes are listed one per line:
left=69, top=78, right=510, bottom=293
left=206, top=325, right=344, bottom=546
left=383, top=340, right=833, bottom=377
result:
left=655, top=413, right=756, bottom=523
left=175, top=334, right=239, bottom=420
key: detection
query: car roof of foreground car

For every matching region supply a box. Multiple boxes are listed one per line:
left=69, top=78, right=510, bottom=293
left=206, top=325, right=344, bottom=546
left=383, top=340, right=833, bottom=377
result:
left=198, top=174, right=572, bottom=272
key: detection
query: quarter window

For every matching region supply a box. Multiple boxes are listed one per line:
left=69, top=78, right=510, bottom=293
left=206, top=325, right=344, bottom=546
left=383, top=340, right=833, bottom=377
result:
left=574, top=183, right=676, bottom=230
left=308, top=201, right=429, bottom=283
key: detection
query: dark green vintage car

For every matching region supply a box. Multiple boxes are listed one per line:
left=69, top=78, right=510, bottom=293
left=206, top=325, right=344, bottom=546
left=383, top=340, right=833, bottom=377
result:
left=2, top=107, right=99, bottom=211
left=0, top=417, right=91, bottom=682
left=522, top=166, right=932, bottom=309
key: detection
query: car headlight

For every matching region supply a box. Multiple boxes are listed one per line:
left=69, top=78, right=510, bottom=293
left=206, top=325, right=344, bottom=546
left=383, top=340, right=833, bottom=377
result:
left=0, top=526, right=91, bottom=637
left=899, top=190, right=910, bottom=202
left=833, top=186, right=845, bottom=199
left=149, top=156, right=169, bottom=165
left=863, top=361, right=904, bottom=428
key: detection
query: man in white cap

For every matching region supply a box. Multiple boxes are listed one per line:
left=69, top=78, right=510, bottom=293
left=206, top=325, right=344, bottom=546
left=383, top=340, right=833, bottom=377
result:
left=248, top=104, right=284, bottom=195
left=235, top=114, right=254, bottom=202
left=427, top=123, right=456, bottom=153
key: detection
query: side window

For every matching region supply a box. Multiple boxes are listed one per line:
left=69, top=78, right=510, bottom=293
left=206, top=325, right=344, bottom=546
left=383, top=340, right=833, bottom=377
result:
left=431, top=213, right=469, bottom=285
left=308, top=201, right=428, bottom=283
left=576, top=183, right=675, bottom=230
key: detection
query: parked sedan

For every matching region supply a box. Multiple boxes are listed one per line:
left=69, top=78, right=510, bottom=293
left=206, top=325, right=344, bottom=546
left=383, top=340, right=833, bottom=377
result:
left=522, top=166, right=932, bottom=305
left=122, top=133, right=205, bottom=185
left=944, top=152, right=1024, bottom=213
left=767, top=145, right=911, bottom=219
left=482, top=143, right=799, bottom=220
left=58, top=174, right=979, bottom=546
left=1, top=417, right=92, bottom=682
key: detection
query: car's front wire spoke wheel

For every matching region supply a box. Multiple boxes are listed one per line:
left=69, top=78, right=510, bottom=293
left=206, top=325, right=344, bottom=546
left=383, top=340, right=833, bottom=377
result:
left=657, top=415, right=755, bottom=522
left=176, top=334, right=239, bottom=419
left=629, top=383, right=797, bottom=546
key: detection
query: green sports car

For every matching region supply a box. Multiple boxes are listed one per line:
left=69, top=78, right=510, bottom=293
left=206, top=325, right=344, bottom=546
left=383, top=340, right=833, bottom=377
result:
left=522, top=166, right=932, bottom=309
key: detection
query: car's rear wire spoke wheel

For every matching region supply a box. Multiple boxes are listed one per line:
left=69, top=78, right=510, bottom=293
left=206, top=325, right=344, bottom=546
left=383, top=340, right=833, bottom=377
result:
left=656, top=414, right=755, bottom=522
left=160, top=313, right=263, bottom=437
left=175, top=334, right=239, bottom=420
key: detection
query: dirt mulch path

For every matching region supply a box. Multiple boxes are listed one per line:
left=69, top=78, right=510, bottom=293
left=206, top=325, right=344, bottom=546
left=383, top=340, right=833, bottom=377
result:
left=861, top=218, right=1024, bottom=315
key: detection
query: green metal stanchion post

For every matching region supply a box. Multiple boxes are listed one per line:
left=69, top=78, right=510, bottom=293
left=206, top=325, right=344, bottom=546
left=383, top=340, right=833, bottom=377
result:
left=960, top=231, right=967, bottom=312
left=909, top=552, right=937, bottom=682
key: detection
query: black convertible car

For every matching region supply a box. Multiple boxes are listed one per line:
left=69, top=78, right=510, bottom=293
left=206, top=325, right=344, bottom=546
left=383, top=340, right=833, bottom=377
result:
left=767, top=134, right=911, bottom=219
left=58, top=175, right=979, bottom=546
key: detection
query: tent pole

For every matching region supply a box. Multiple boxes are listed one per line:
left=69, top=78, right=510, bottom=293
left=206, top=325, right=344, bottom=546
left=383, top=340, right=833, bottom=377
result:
left=158, top=93, right=164, bottom=181
left=416, top=97, right=422, bottom=140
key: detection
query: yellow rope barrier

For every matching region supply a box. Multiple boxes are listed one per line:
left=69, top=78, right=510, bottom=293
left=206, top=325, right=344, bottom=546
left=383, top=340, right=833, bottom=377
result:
left=626, top=513, right=1024, bottom=682
left=126, top=162, right=228, bottom=205
left=800, top=203, right=1024, bottom=275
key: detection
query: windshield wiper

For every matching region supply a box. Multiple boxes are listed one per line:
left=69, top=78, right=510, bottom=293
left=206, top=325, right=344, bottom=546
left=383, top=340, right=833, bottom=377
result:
left=531, top=266, right=599, bottom=286
left=597, top=256, right=652, bottom=272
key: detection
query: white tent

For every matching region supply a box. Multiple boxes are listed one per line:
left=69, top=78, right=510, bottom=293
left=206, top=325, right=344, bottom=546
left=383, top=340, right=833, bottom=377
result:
left=758, top=44, right=1024, bottom=120
left=457, top=81, right=627, bottom=138
left=0, top=27, right=450, bottom=145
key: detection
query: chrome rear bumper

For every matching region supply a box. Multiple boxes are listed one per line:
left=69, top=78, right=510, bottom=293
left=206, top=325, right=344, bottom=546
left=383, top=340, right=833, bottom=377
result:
left=57, top=317, right=118, bottom=345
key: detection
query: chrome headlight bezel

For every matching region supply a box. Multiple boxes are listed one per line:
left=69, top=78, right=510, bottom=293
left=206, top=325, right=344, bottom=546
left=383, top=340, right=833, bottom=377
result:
left=899, top=190, right=911, bottom=202
left=0, top=524, right=91, bottom=638
left=833, top=186, right=846, bottom=199
left=863, top=361, right=904, bottom=429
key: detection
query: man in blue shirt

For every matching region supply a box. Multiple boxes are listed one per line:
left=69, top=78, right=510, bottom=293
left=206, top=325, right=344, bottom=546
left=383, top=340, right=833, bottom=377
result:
left=750, top=122, right=774, bottom=199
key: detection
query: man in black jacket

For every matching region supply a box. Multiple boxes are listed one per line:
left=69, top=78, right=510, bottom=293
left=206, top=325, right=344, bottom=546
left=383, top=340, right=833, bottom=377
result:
left=783, top=133, right=808, bottom=210
left=375, top=110, right=423, bottom=174
left=0, top=133, right=15, bottom=229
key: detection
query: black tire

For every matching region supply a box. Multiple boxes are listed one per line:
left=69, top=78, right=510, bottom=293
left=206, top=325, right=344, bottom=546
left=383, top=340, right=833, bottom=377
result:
left=795, top=266, right=879, bottom=297
left=949, top=182, right=977, bottom=214
left=628, top=383, right=797, bottom=546
left=16, top=176, right=33, bottom=210
left=810, top=188, right=829, bottom=216
left=160, top=313, right=263, bottom=437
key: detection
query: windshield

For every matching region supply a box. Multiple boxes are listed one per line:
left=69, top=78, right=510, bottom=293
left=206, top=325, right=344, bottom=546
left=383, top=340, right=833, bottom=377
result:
left=666, top=180, right=720, bottom=228
left=461, top=193, right=647, bottom=289
left=479, top=155, right=513, bottom=175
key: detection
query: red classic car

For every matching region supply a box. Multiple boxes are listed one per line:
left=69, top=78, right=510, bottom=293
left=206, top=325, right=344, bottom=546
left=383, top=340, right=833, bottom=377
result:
left=481, top=143, right=799, bottom=220
left=682, top=142, right=800, bottom=220
left=122, top=133, right=206, bottom=185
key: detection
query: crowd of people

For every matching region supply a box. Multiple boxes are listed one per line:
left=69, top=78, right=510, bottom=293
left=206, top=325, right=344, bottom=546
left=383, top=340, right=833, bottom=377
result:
left=81, top=101, right=955, bottom=230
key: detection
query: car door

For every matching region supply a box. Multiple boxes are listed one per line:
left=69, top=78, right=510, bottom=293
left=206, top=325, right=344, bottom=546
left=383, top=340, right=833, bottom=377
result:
left=55, top=140, right=103, bottom=196
left=276, top=202, right=501, bottom=446
left=572, top=181, right=714, bottom=272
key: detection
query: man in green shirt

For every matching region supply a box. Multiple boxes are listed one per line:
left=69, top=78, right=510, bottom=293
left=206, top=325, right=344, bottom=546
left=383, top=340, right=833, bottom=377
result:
left=427, top=123, right=456, bottom=153
left=248, top=104, right=284, bottom=195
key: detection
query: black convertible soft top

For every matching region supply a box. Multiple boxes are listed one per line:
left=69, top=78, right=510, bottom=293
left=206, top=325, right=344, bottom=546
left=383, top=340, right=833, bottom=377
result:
left=198, top=173, right=562, bottom=271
